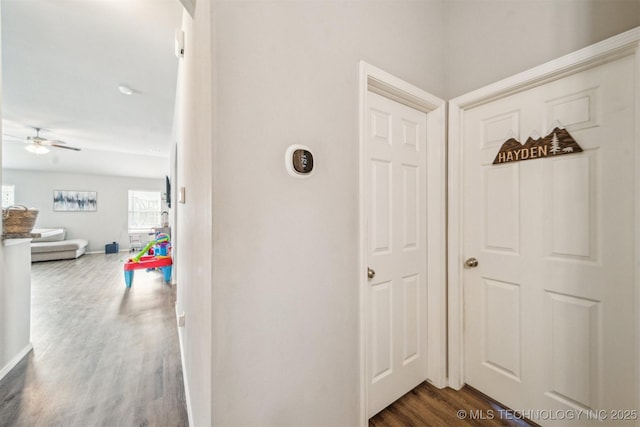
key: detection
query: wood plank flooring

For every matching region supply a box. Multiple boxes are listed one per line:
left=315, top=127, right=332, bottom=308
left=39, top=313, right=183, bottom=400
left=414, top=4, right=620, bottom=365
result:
left=0, top=254, right=188, bottom=426
left=370, top=382, right=537, bottom=427
left=1, top=253, right=539, bottom=426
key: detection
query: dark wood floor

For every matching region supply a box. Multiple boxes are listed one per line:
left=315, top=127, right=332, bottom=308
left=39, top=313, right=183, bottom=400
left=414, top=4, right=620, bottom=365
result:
left=0, top=254, right=188, bottom=426
left=370, top=382, right=537, bottom=427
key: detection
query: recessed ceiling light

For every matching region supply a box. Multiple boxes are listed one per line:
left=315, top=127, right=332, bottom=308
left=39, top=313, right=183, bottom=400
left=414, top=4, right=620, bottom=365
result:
left=118, top=85, right=134, bottom=96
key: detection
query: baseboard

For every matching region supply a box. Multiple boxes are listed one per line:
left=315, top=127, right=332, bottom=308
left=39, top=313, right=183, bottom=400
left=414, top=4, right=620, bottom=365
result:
left=86, top=249, right=131, bottom=255
left=176, top=304, right=193, bottom=427
left=0, top=343, right=33, bottom=382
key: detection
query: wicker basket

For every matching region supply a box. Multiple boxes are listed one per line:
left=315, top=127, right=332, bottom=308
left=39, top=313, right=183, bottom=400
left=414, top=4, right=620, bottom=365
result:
left=2, top=205, right=39, bottom=234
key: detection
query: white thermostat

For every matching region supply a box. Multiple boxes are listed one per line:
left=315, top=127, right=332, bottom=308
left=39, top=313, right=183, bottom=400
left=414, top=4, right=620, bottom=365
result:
left=285, top=145, right=314, bottom=178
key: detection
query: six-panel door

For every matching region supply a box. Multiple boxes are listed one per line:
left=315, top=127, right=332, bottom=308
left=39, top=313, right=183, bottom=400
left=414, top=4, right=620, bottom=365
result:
left=462, top=54, right=636, bottom=425
left=366, top=91, right=429, bottom=417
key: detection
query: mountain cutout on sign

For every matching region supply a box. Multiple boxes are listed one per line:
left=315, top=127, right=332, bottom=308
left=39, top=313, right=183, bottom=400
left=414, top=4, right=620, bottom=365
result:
left=492, top=127, right=583, bottom=164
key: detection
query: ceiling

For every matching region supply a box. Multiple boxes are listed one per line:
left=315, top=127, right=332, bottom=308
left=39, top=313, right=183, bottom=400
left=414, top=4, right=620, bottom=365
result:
left=1, top=0, right=183, bottom=178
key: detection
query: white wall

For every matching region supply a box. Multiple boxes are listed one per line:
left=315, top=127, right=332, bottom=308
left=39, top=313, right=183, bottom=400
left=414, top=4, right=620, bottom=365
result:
left=174, top=3, right=213, bottom=426
left=0, top=0, right=18, bottom=382
left=0, top=1, right=30, bottom=385
left=0, top=0, right=5, bottom=370
left=0, top=240, right=31, bottom=380
left=445, top=0, right=640, bottom=98
left=210, top=1, right=445, bottom=426
left=3, top=169, right=165, bottom=253
left=172, top=1, right=640, bottom=425
left=0, top=0, right=30, bottom=387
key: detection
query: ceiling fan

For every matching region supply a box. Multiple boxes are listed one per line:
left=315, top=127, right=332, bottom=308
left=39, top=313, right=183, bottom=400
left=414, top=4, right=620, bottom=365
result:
left=23, top=128, right=81, bottom=154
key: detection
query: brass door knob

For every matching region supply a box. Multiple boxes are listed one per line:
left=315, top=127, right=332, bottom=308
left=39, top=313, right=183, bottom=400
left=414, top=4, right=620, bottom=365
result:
left=367, top=267, right=376, bottom=279
left=465, top=258, right=479, bottom=268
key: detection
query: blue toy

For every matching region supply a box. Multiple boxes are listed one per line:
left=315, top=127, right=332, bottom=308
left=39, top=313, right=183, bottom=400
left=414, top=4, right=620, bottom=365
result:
left=124, top=233, right=172, bottom=288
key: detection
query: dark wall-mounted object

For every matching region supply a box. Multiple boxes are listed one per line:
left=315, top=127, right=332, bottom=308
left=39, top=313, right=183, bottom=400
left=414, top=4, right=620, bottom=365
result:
left=285, top=145, right=315, bottom=178
left=292, top=149, right=314, bottom=174
left=165, top=176, right=171, bottom=208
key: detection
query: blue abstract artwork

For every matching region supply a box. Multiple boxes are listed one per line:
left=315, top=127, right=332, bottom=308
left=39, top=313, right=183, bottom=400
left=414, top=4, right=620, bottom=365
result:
left=53, top=190, right=97, bottom=212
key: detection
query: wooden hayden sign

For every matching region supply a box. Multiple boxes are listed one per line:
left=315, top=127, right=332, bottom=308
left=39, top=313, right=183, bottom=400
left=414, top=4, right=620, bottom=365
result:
left=493, top=127, right=583, bottom=165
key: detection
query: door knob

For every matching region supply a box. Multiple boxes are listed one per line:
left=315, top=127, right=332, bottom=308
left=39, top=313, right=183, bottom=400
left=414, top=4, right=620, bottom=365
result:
left=465, top=258, right=479, bottom=268
left=367, top=267, right=376, bottom=279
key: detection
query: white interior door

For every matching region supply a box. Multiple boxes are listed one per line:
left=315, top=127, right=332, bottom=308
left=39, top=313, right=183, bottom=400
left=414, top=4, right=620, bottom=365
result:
left=461, top=52, right=637, bottom=425
left=365, top=91, right=428, bottom=417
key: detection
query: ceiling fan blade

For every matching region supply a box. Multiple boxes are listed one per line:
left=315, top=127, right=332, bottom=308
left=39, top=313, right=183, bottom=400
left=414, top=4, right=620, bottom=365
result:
left=40, top=139, right=65, bottom=146
left=20, top=129, right=79, bottom=151
left=50, top=143, right=81, bottom=151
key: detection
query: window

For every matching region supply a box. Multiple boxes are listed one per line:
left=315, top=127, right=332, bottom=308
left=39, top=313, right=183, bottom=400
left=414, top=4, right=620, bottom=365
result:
left=2, top=185, right=15, bottom=208
left=128, top=190, right=161, bottom=233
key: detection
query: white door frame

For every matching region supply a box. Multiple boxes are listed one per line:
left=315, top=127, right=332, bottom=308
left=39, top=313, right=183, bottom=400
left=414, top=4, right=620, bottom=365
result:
left=447, top=27, right=640, bottom=398
left=358, top=61, right=447, bottom=425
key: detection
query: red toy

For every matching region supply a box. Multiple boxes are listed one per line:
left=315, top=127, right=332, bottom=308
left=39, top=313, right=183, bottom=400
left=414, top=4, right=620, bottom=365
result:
left=123, top=233, right=172, bottom=287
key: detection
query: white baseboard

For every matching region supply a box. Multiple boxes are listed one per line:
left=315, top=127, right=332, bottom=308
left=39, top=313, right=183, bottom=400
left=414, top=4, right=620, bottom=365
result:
left=176, top=304, right=193, bottom=426
left=86, top=249, right=132, bottom=255
left=0, top=343, right=33, bottom=382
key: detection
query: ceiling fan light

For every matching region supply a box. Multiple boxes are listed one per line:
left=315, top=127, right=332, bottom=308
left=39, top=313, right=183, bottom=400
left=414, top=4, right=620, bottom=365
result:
left=25, top=144, right=50, bottom=155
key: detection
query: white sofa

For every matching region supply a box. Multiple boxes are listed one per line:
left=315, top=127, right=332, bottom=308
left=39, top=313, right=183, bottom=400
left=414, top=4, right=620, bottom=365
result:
left=30, top=228, right=88, bottom=262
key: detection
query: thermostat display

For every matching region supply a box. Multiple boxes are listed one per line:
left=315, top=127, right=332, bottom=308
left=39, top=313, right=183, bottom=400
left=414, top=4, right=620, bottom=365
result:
left=285, top=145, right=315, bottom=178
left=293, top=149, right=313, bottom=173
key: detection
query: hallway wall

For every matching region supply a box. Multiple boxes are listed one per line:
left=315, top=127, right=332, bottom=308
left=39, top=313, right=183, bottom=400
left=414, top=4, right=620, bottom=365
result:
left=174, top=2, right=213, bottom=426
left=0, top=0, right=15, bottom=381
left=445, top=0, right=640, bottom=98
left=210, top=1, right=445, bottom=425
left=174, top=1, right=640, bottom=425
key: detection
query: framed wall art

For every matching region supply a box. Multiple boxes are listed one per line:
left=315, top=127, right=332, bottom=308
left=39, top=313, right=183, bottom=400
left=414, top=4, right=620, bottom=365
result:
left=53, top=190, right=97, bottom=212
